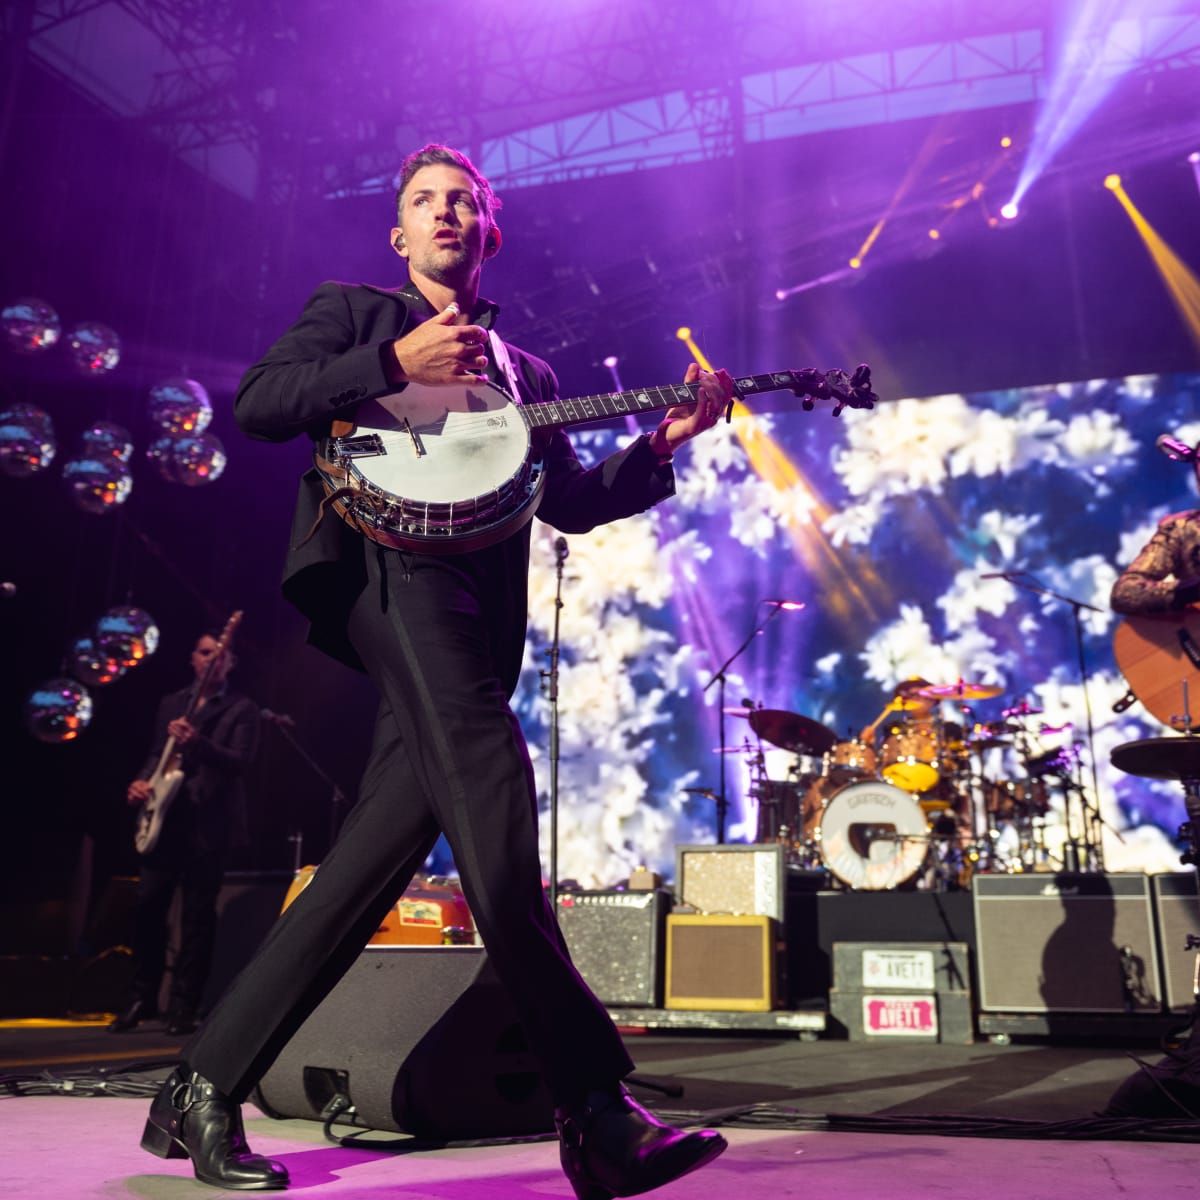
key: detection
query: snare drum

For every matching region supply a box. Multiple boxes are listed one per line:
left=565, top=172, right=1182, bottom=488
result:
left=880, top=721, right=939, bottom=792
left=824, top=739, right=877, bottom=782
left=817, top=779, right=928, bottom=890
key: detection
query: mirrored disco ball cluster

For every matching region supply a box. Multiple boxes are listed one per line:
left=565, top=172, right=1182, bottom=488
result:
left=25, top=605, right=160, bottom=743
left=146, top=377, right=226, bottom=485
left=2, top=295, right=228, bottom=504
left=1, top=297, right=120, bottom=374
left=63, top=419, right=135, bottom=514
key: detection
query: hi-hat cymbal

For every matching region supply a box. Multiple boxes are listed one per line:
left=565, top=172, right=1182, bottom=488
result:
left=747, top=708, right=839, bottom=754
left=1002, top=699, right=1043, bottom=718
left=915, top=680, right=1004, bottom=701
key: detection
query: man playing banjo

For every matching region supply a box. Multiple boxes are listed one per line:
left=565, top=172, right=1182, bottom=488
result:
left=138, top=143, right=734, bottom=1199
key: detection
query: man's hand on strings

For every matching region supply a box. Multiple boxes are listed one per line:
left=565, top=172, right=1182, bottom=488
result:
left=650, top=363, right=736, bottom=458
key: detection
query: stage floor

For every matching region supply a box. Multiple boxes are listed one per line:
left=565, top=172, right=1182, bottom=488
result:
left=1, top=1020, right=1196, bottom=1198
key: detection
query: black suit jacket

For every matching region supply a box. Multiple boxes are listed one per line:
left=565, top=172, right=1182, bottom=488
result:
left=235, top=280, right=676, bottom=688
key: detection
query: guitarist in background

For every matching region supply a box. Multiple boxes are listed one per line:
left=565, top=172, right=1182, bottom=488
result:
left=110, top=633, right=261, bottom=1035
left=1111, top=459, right=1200, bottom=615
left=137, top=143, right=732, bottom=1195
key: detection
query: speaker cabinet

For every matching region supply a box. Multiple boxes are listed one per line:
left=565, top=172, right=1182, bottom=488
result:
left=973, top=873, right=1161, bottom=1013
left=556, top=889, right=668, bottom=1006
left=674, top=844, right=784, bottom=921
left=255, top=946, right=554, bottom=1139
left=664, top=914, right=776, bottom=1011
left=1152, top=873, right=1200, bottom=1013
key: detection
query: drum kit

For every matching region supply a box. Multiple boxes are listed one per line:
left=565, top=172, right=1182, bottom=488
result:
left=724, top=679, right=1086, bottom=891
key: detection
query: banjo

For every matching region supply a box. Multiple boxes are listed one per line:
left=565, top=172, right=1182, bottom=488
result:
left=313, top=362, right=876, bottom=553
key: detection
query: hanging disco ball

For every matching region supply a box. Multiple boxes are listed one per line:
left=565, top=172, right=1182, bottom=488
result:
left=25, top=677, right=94, bottom=743
left=147, top=431, right=227, bottom=486
left=170, top=432, right=227, bottom=486
left=0, top=403, right=56, bottom=478
left=1, top=298, right=61, bottom=354
left=148, top=377, right=213, bottom=436
left=67, top=635, right=126, bottom=687
left=80, top=419, right=134, bottom=463
left=95, top=605, right=160, bottom=669
left=62, top=456, right=133, bottom=514
left=65, top=322, right=121, bottom=375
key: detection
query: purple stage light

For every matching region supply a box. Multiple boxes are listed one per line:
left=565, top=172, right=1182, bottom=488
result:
left=1000, top=201, right=1019, bottom=221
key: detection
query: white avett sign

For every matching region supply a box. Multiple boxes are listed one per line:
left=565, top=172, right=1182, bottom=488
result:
left=861, top=948, right=936, bottom=991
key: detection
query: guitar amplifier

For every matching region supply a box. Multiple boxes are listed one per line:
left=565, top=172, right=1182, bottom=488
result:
left=973, top=873, right=1162, bottom=1013
left=556, top=889, right=668, bottom=1007
left=664, top=914, right=777, bottom=1012
left=674, top=843, right=785, bottom=921
left=1152, top=873, right=1200, bottom=1013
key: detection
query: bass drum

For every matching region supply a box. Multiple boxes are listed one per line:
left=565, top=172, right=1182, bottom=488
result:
left=817, top=779, right=929, bottom=890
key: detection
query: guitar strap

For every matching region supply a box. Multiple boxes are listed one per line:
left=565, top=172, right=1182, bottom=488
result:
left=488, top=330, right=523, bottom=404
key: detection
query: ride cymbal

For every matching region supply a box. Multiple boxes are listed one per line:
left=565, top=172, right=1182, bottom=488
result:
left=747, top=708, right=839, bottom=754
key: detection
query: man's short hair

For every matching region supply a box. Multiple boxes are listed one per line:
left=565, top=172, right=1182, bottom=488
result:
left=395, top=144, right=501, bottom=225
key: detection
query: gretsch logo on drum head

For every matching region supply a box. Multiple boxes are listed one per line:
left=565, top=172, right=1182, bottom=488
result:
left=848, top=791, right=897, bottom=807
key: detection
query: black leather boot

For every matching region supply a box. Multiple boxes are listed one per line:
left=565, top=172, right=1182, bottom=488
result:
left=108, top=998, right=156, bottom=1033
left=141, top=1066, right=289, bottom=1191
left=555, top=1085, right=727, bottom=1200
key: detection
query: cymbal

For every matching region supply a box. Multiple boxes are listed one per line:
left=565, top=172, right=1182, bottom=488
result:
left=1112, top=736, right=1200, bottom=781
left=1002, top=699, right=1043, bottom=718
left=747, top=708, right=839, bottom=754
left=915, top=680, right=1004, bottom=701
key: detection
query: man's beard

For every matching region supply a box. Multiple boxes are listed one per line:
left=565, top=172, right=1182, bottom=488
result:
left=412, top=247, right=472, bottom=285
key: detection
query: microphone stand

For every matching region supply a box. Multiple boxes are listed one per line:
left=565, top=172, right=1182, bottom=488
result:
left=541, top=538, right=569, bottom=911
left=261, top=710, right=346, bottom=866
left=992, top=572, right=1105, bottom=872
left=702, top=603, right=791, bottom=844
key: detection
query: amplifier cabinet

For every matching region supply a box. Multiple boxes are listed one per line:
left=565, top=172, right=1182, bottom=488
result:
left=1151, top=873, right=1200, bottom=1013
left=664, top=914, right=776, bottom=1012
left=674, top=844, right=784, bottom=921
left=973, top=873, right=1161, bottom=1014
left=555, top=889, right=668, bottom=1007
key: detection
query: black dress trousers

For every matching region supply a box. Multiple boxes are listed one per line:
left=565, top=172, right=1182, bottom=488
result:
left=183, top=539, right=633, bottom=1104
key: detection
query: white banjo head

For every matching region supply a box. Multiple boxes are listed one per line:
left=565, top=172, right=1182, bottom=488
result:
left=351, top=379, right=530, bottom=504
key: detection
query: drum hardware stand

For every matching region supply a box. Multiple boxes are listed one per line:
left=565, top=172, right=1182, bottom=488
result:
left=702, top=601, right=800, bottom=843
left=996, top=572, right=1106, bottom=871
left=540, top=536, right=569, bottom=911
left=261, top=708, right=347, bottom=861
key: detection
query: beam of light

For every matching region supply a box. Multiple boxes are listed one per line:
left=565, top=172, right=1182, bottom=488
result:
left=842, top=124, right=952, bottom=272
left=1189, top=151, right=1200, bottom=197
left=1008, top=1, right=1155, bottom=213
left=1107, top=176, right=1200, bottom=352
left=674, top=327, right=889, bottom=628
left=775, top=268, right=854, bottom=301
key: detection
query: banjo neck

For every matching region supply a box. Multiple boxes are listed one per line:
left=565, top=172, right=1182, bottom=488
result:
left=520, top=367, right=874, bottom=432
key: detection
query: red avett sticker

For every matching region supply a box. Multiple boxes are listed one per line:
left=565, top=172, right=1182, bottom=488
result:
left=863, top=995, right=938, bottom=1036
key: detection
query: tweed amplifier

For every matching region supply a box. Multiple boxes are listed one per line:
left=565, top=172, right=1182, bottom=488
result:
left=664, top=913, right=777, bottom=1012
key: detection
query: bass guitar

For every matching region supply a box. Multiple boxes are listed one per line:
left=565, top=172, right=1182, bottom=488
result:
left=1112, top=609, right=1200, bottom=730
left=133, top=610, right=243, bottom=854
left=313, top=364, right=876, bottom=554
